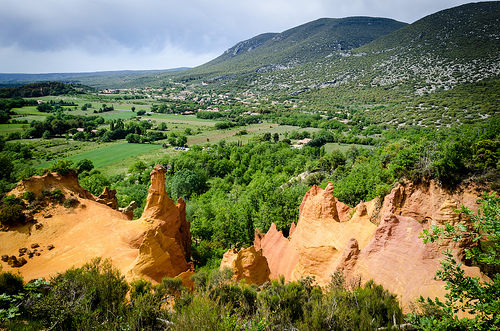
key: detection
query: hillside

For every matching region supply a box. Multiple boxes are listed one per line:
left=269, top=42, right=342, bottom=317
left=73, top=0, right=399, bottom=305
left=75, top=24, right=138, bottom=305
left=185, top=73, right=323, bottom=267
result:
left=178, top=17, right=407, bottom=80
left=167, top=1, right=500, bottom=102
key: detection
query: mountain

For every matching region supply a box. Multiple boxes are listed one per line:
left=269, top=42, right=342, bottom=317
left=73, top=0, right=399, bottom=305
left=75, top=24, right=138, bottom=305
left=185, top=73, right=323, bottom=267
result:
left=170, top=1, right=500, bottom=99
left=176, top=17, right=407, bottom=81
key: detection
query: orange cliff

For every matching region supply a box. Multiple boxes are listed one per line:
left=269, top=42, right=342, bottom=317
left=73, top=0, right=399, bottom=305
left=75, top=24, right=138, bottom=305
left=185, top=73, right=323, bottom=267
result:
left=0, top=165, right=193, bottom=285
left=222, top=180, right=489, bottom=310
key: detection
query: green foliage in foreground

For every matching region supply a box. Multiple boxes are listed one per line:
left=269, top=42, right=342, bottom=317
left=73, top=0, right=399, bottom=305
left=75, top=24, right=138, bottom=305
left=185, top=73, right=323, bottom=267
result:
left=409, top=193, right=500, bottom=330
left=0, top=261, right=403, bottom=331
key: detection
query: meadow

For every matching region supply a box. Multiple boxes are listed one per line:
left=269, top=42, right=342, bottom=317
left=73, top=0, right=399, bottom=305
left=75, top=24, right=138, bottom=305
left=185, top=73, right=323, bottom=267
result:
left=35, top=142, right=163, bottom=172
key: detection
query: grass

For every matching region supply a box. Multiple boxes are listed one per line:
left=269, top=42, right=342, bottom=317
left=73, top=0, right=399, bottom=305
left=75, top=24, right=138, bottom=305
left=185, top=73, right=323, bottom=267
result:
left=36, top=142, right=163, bottom=170
left=324, top=142, right=374, bottom=153
left=0, top=123, right=27, bottom=133
left=99, top=111, right=137, bottom=121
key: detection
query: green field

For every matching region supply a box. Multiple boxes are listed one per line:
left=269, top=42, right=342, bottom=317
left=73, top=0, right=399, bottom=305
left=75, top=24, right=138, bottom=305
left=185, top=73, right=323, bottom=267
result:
left=0, top=123, right=27, bottom=133
left=36, top=142, right=163, bottom=170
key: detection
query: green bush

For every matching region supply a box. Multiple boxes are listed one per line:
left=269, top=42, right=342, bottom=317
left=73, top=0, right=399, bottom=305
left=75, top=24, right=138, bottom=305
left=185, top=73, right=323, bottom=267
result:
left=0, top=272, right=24, bottom=297
left=23, top=191, right=36, bottom=203
left=50, top=159, right=74, bottom=176
left=2, top=194, right=22, bottom=206
left=0, top=204, right=25, bottom=226
left=29, top=258, right=129, bottom=330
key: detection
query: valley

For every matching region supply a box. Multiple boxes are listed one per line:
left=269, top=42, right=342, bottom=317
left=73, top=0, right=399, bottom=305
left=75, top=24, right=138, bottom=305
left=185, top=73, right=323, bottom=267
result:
left=0, top=1, right=499, bottom=330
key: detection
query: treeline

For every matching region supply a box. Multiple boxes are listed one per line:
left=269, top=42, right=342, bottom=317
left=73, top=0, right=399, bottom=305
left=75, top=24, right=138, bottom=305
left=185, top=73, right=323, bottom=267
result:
left=22, top=114, right=105, bottom=139
left=36, top=99, right=78, bottom=113
left=15, top=113, right=168, bottom=144
left=0, top=259, right=404, bottom=330
left=0, top=82, right=85, bottom=98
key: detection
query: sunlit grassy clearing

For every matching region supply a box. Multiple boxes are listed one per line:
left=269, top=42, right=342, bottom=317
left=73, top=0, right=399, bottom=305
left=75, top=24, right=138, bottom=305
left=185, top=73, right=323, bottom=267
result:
left=36, top=142, right=162, bottom=170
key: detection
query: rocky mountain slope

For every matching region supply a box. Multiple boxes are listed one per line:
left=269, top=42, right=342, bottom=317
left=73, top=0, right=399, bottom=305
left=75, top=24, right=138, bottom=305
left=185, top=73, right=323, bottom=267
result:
left=189, top=17, right=407, bottom=80
left=222, top=180, right=490, bottom=311
left=169, top=1, right=499, bottom=101
left=0, top=165, right=193, bottom=285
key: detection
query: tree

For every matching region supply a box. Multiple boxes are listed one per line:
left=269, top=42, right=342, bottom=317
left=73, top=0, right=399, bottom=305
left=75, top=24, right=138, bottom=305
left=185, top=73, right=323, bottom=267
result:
left=262, top=132, right=272, bottom=141
left=177, top=135, right=187, bottom=147
left=409, top=192, right=500, bottom=330
left=158, top=122, right=167, bottom=131
left=126, top=133, right=141, bottom=143
left=50, top=159, right=74, bottom=175
left=73, top=131, right=85, bottom=141
left=273, top=133, right=279, bottom=143
left=131, top=106, right=136, bottom=112
left=170, top=169, right=206, bottom=200
left=75, top=159, right=94, bottom=173
left=42, top=130, right=51, bottom=139
left=128, top=161, right=148, bottom=174
left=79, top=172, right=110, bottom=196
left=0, top=154, right=14, bottom=180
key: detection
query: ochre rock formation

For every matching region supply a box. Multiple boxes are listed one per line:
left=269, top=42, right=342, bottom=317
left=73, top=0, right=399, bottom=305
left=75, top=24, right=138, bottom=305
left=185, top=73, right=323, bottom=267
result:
left=141, top=165, right=191, bottom=260
left=220, top=246, right=270, bottom=285
left=225, top=180, right=489, bottom=311
left=0, top=166, right=193, bottom=287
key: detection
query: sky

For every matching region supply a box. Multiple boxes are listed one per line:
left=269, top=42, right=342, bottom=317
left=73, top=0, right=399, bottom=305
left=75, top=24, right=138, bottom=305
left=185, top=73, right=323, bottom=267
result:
left=0, top=0, right=491, bottom=74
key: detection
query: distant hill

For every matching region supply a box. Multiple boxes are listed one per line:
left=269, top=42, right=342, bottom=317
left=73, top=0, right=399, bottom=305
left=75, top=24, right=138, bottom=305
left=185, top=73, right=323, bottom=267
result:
left=0, top=68, right=189, bottom=90
left=0, top=82, right=91, bottom=98
left=2, top=2, right=499, bottom=98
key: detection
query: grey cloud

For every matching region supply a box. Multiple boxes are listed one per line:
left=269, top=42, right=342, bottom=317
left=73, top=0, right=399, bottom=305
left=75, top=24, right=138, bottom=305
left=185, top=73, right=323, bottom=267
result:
left=0, top=0, right=489, bottom=73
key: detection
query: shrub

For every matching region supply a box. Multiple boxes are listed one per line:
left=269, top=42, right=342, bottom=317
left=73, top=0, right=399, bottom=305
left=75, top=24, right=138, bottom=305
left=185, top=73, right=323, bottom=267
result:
left=0, top=272, right=24, bottom=297
left=75, top=159, right=94, bottom=173
left=50, top=189, right=64, bottom=203
left=62, top=198, right=79, bottom=209
left=0, top=204, right=25, bottom=226
left=30, top=258, right=129, bottom=330
left=2, top=195, right=22, bottom=206
left=50, top=159, right=74, bottom=176
left=23, top=191, right=36, bottom=203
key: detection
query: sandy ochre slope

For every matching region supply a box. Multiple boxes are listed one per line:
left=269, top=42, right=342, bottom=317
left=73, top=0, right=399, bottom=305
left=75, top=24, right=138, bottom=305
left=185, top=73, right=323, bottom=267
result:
left=222, top=180, right=491, bottom=311
left=0, top=165, right=193, bottom=285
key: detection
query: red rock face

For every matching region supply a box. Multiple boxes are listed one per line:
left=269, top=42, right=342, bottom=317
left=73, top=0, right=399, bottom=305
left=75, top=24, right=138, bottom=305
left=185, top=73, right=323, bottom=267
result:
left=225, top=180, right=488, bottom=311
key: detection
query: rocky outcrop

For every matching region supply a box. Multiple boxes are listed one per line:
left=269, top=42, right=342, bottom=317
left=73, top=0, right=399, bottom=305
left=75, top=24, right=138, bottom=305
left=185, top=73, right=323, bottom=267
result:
left=9, top=171, right=94, bottom=201
left=96, top=187, right=118, bottom=209
left=0, top=165, right=193, bottom=287
left=221, top=246, right=270, bottom=285
left=141, top=165, right=191, bottom=260
left=130, top=227, right=192, bottom=283
left=9, top=171, right=118, bottom=210
left=226, top=180, right=488, bottom=311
